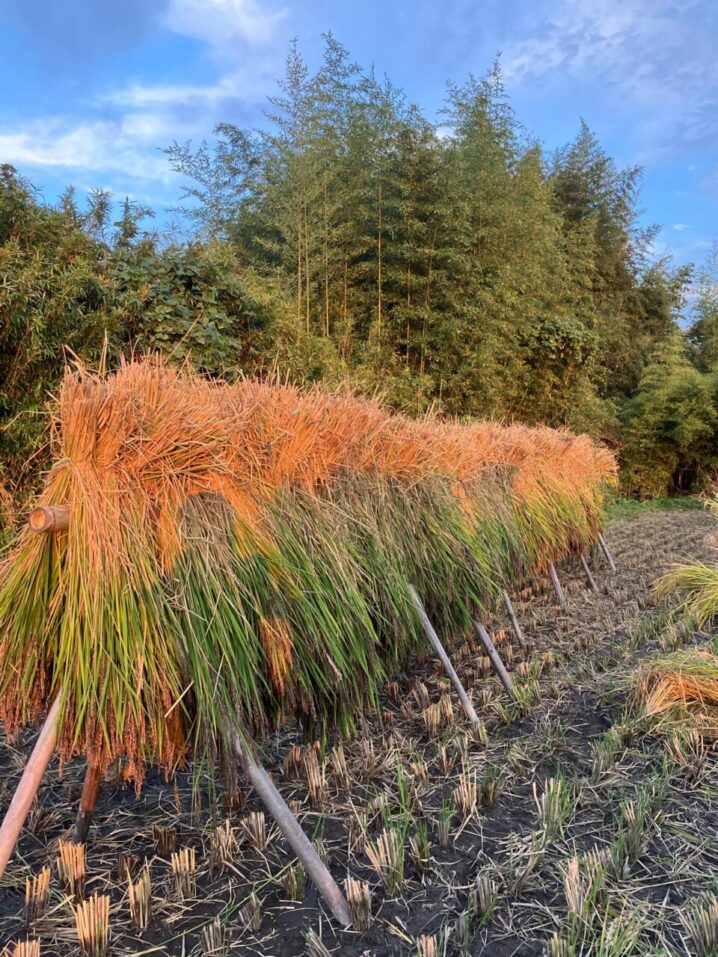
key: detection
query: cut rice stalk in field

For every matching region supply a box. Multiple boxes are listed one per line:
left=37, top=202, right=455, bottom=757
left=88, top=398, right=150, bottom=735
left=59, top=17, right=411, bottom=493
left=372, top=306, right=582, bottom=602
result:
left=638, top=651, right=718, bottom=737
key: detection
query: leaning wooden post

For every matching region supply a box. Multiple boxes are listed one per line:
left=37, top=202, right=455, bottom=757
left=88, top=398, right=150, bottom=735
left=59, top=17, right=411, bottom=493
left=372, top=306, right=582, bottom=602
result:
left=232, top=732, right=351, bottom=927
left=579, top=553, right=599, bottom=594
left=548, top=562, right=567, bottom=611
left=0, top=506, right=73, bottom=875
left=597, top=532, right=617, bottom=573
left=0, top=695, right=62, bottom=876
left=502, top=589, right=527, bottom=651
left=472, top=621, right=514, bottom=695
left=73, top=761, right=102, bottom=844
left=408, top=586, right=480, bottom=724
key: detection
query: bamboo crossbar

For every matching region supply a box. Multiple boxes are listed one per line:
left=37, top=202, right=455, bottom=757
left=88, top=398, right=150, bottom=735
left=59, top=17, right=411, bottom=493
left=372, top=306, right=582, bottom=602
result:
left=29, top=505, right=70, bottom=533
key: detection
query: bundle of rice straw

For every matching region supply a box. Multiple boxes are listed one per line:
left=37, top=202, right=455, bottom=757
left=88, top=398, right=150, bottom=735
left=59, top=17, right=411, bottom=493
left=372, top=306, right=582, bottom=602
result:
left=0, top=359, right=617, bottom=785
left=639, top=651, right=718, bottom=738
left=657, top=498, right=718, bottom=627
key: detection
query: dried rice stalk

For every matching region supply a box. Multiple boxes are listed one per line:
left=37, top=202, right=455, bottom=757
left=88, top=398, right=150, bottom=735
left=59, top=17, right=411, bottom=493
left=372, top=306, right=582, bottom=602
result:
left=75, top=894, right=110, bottom=957
left=24, top=867, right=51, bottom=926
left=0, top=359, right=616, bottom=784
left=57, top=840, right=85, bottom=900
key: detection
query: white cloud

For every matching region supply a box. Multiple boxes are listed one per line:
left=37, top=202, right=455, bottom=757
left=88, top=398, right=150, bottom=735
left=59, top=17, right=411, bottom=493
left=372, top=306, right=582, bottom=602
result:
left=0, top=0, right=286, bottom=198
left=105, top=60, right=277, bottom=110
left=0, top=117, right=173, bottom=182
left=162, top=0, right=284, bottom=49
left=672, top=224, right=690, bottom=232
left=92, top=0, right=284, bottom=156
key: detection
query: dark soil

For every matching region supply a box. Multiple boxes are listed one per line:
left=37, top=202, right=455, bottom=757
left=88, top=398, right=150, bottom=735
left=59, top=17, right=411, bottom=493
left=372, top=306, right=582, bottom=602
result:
left=1, top=506, right=717, bottom=955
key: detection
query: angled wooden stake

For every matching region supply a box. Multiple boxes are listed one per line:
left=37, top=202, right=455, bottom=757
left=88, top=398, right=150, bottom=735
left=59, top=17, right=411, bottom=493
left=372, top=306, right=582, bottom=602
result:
left=548, top=562, right=567, bottom=611
left=597, top=532, right=617, bottom=573
left=472, top=621, right=514, bottom=695
left=408, top=585, right=480, bottom=724
left=502, top=589, right=527, bottom=651
left=580, top=553, right=599, bottom=593
left=73, top=761, right=102, bottom=844
left=0, top=695, right=62, bottom=876
left=232, top=732, right=351, bottom=927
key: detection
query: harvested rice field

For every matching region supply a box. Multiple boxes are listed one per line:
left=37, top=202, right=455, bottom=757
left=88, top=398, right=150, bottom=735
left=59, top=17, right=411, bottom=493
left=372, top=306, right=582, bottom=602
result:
left=1, top=503, right=716, bottom=957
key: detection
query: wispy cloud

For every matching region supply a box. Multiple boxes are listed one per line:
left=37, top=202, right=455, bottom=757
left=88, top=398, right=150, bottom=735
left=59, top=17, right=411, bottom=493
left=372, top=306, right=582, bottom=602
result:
left=104, top=60, right=277, bottom=110
left=502, top=0, right=718, bottom=158
left=0, top=115, right=174, bottom=181
left=162, top=0, right=285, bottom=49
left=0, top=0, right=286, bottom=193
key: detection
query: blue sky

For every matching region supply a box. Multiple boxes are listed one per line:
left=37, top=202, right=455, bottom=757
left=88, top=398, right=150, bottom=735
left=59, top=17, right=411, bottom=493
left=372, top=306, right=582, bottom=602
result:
left=1, top=0, right=716, bottom=270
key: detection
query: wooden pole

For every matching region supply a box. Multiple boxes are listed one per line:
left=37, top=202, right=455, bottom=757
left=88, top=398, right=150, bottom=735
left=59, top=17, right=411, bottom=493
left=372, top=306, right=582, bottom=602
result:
left=0, top=695, right=62, bottom=876
left=408, top=585, right=480, bottom=724
left=579, top=553, right=599, bottom=593
left=232, top=733, right=351, bottom=927
left=472, top=621, right=514, bottom=695
left=548, top=562, right=567, bottom=611
left=597, top=533, right=617, bottom=573
left=502, top=589, right=527, bottom=650
left=29, top=505, right=70, bottom=534
left=73, top=761, right=102, bottom=844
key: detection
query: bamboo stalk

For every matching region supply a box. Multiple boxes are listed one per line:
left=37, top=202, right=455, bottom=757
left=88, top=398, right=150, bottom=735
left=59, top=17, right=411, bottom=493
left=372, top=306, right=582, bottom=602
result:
left=29, top=505, right=70, bottom=533
left=548, top=562, right=567, bottom=611
left=472, top=621, right=514, bottom=695
left=502, top=589, right=527, bottom=650
left=598, top=532, right=617, bottom=572
left=408, top=585, right=480, bottom=724
left=0, top=695, right=62, bottom=876
left=580, top=553, right=599, bottom=593
left=231, top=732, right=351, bottom=927
left=73, top=761, right=102, bottom=844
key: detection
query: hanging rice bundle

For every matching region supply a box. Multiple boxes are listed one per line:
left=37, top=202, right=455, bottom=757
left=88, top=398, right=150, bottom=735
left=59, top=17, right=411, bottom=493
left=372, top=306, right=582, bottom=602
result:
left=0, top=359, right=616, bottom=785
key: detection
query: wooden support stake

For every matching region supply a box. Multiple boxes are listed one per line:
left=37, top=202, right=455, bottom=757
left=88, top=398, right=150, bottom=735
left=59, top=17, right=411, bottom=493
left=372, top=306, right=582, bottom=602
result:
left=597, top=532, right=617, bottom=573
left=502, top=589, right=527, bottom=650
left=232, top=733, right=351, bottom=927
left=580, top=553, right=599, bottom=593
left=472, top=621, right=514, bottom=695
left=0, top=695, right=62, bottom=876
left=73, top=761, right=102, bottom=844
left=29, top=505, right=70, bottom=534
left=408, top=585, right=480, bottom=724
left=548, top=562, right=567, bottom=611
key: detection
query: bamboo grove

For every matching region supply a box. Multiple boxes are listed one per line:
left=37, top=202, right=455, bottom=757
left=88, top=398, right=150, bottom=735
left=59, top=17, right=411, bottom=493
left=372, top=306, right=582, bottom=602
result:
left=3, top=38, right=718, bottom=509
left=0, top=359, right=616, bottom=786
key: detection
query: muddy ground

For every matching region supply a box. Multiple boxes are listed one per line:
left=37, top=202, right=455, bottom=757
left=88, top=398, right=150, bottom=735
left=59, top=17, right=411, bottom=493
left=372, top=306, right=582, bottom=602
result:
left=1, top=505, right=716, bottom=956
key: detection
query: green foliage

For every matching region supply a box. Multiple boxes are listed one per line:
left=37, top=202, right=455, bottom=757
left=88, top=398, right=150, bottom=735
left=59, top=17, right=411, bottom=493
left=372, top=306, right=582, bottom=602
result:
left=621, top=331, right=718, bottom=497
left=2, top=36, right=718, bottom=508
left=113, top=242, right=270, bottom=374
left=689, top=242, right=718, bottom=371
left=0, top=167, right=271, bottom=517
left=0, top=166, right=117, bottom=493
